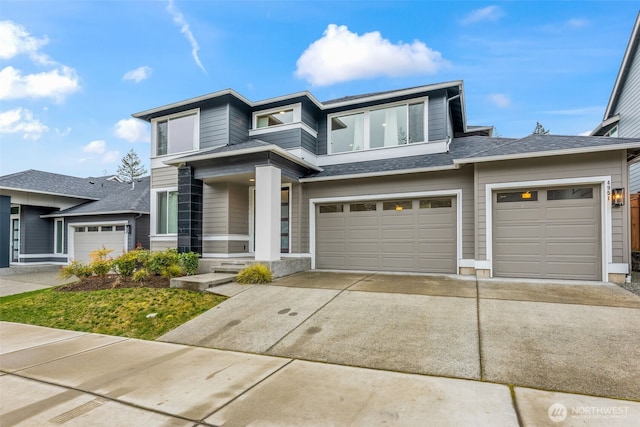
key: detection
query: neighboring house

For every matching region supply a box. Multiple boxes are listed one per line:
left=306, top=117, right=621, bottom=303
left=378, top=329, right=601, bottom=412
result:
left=592, top=12, right=640, bottom=190
left=133, top=80, right=640, bottom=283
left=0, top=170, right=150, bottom=266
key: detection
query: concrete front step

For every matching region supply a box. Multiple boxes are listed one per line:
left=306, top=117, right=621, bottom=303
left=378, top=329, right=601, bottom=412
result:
left=170, top=273, right=237, bottom=292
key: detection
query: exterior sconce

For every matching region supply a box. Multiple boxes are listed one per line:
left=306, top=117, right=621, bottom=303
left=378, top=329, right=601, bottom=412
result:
left=612, top=188, right=625, bottom=207
left=125, top=224, right=131, bottom=234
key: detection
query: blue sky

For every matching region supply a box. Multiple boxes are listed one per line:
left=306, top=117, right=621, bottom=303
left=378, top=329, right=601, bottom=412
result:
left=1, top=1, right=638, bottom=178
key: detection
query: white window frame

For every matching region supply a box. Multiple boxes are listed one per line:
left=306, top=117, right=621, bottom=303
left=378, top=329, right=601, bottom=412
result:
left=151, top=187, right=179, bottom=237
left=327, top=98, right=429, bottom=154
left=151, top=108, right=200, bottom=158
left=54, top=218, right=64, bottom=254
left=606, top=125, right=618, bottom=137
left=249, top=103, right=318, bottom=138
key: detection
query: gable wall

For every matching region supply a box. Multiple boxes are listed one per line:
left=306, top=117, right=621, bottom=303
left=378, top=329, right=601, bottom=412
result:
left=428, top=91, right=447, bottom=141
left=200, top=103, right=229, bottom=149
left=616, top=43, right=640, bottom=138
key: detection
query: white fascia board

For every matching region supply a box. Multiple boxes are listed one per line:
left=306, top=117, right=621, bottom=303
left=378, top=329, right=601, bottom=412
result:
left=132, top=89, right=252, bottom=119
left=318, top=140, right=448, bottom=166
left=299, top=165, right=457, bottom=183
left=322, top=81, right=462, bottom=110
left=590, top=115, right=621, bottom=136
left=163, top=144, right=322, bottom=172
left=0, top=186, right=99, bottom=201
left=42, top=210, right=149, bottom=218
left=454, top=142, right=640, bottom=165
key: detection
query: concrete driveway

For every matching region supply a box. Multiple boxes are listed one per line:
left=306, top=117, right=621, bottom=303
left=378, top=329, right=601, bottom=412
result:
left=160, top=271, right=640, bottom=402
left=0, top=266, right=75, bottom=297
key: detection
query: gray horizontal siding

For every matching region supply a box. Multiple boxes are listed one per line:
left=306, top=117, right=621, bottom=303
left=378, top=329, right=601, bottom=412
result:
left=317, top=116, right=328, bottom=155
left=615, top=40, right=640, bottom=138
left=200, top=104, right=228, bottom=149
left=151, top=167, right=178, bottom=188
left=301, top=131, right=317, bottom=154
left=229, top=101, right=250, bottom=145
left=301, top=101, right=318, bottom=130
left=428, top=92, right=446, bottom=141
left=22, top=206, right=56, bottom=255
left=255, top=128, right=301, bottom=150
left=630, top=163, right=640, bottom=193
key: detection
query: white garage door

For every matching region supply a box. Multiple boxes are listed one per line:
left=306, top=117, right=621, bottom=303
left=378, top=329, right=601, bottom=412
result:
left=73, top=225, right=127, bottom=263
left=493, top=186, right=601, bottom=280
left=316, top=197, right=457, bottom=273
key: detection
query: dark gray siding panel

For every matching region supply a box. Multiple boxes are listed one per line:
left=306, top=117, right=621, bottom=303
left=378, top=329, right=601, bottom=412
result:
left=256, top=129, right=301, bottom=150
left=301, top=131, right=317, bottom=154
left=22, top=206, right=56, bottom=254
left=229, top=101, right=250, bottom=145
left=616, top=40, right=640, bottom=139
left=429, top=92, right=447, bottom=141
left=301, top=101, right=318, bottom=130
left=317, top=116, right=328, bottom=155
left=200, top=104, right=228, bottom=149
left=135, top=214, right=150, bottom=250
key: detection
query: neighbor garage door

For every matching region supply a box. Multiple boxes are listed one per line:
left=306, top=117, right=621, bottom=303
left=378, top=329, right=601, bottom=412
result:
left=73, top=225, right=127, bottom=263
left=316, top=197, right=457, bottom=273
left=492, top=186, right=601, bottom=280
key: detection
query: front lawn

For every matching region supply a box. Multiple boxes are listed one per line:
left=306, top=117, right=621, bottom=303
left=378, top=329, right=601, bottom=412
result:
left=0, top=287, right=226, bottom=340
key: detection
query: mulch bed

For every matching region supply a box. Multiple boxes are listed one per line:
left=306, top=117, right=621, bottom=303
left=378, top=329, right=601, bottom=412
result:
left=56, top=275, right=170, bottom=292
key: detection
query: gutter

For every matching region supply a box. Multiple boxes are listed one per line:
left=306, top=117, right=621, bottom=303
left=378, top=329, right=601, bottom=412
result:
left=445, top=94, right=461, bottom=152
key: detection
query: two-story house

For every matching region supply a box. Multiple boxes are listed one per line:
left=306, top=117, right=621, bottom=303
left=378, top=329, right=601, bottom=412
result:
left=133, top=80, right=640, bottom=283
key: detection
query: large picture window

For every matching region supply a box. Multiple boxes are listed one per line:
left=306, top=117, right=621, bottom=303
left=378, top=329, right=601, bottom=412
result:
left=155, top=111, right=198, bottom=156
left=329, top=101, right=427, bottom=154
left=156, top=191, right=178, bottom=234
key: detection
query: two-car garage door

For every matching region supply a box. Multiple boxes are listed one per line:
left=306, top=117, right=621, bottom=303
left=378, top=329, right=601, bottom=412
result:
left=316, top=196, right=457, bottom=273
left=493, top=186, right=601, bottom=281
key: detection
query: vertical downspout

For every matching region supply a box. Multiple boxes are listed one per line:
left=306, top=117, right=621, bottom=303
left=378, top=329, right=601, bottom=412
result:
left=445, top=94, right=461, bottom=152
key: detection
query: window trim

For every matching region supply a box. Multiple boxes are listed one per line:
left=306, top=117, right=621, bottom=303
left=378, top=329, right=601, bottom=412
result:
left=252, top=103, right=301, bottom=130
left=327, top=97, right=429, bottom=154
left=151, top=108, right=200, bottom=158
left=151, top=187, right=179, bottom=236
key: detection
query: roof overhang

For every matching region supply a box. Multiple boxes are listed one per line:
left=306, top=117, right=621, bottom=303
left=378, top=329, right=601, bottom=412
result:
left=590, top=114, right=620, bottom=136
left=300, top=164, right=458, bottom=183
left=164, top=144, right=322, bottom=172
left=0, top=186, right=99, bottom=201
left=42, top=210, right=149, bottom=218
left=454, top=141, right=640, bottom=165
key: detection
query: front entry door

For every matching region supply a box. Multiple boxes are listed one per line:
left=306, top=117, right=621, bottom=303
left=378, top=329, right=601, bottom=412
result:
left=11, top=218, right=19, bottom=262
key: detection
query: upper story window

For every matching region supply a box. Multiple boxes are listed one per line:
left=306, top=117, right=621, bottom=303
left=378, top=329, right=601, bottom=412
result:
left=329, top=100, right=427, bottom=154
left=154, top=109, right=199, bottom=157
left=252, top=103, right=302, bottom=130
left=605, top=125, right=618, bottom=137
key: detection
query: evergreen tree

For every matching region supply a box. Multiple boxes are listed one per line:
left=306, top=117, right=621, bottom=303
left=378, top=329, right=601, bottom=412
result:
left=117, top=149, right=147, bottom=184
left=532, top=122, right=550, bottom=135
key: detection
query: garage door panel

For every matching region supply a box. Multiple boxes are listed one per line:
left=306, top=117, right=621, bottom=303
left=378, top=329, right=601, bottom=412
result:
left=74, top=227, right=125, bottom=264
left=493, top=186, right=600, bottom=280
left=316, top=197, right=457, bottom=274
left=546, top=205, right=597, bottom=221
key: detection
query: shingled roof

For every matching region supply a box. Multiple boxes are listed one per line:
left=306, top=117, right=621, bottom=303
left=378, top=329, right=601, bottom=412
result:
left=0, top=169, right=121, bottom=199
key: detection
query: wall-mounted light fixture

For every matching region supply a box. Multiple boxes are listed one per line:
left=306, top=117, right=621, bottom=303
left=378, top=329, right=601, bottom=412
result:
left=125, top=225, right=131, bottom=234
left=612, top=188, right=625, bottom=207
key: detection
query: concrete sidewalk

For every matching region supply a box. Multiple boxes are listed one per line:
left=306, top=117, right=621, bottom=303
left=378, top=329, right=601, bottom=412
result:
left=2, top=322, right=639, bottom=426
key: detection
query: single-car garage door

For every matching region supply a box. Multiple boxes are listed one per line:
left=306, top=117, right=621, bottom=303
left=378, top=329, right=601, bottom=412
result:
left=316, top=197, right=457, bottom=273
left=73, top=225, right=127, bottom=263
left=493, top=186, right=601, bottom=280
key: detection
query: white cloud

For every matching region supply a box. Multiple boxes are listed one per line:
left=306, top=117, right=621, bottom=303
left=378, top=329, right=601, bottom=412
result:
left=566, top=18, right=589, bottom=29
left=488, top=93, right=511, bottom=108
left=0, top=20, right=52, bottom=65
left=123, top=66, right=152, bottom=83
left=0, top=107, right=48, bottom=140
left=166, top=0, right=206, bottom=74
left=461, top=6, right=504, bottom=25
left=295, top=24, right=449, bottom=86
left=55, top=127, right=71, bottom=137
left=83, top=140, right=106, bottom=154
left=0, top=66, right=80, bottom=102
left=114, top=118, right=150, bottom=142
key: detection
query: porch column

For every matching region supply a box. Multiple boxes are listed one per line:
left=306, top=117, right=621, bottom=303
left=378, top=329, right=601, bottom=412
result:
left=177, top=165, right=203, bottom=254
left=255, top=165, right=281, bottom=261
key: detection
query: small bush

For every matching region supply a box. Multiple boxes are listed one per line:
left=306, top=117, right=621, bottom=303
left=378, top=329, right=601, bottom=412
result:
left=236, top=263, right=273, bottom=284
left=112, top=251, right=138, bottom=278
left=148, top=249, right=179, bottom=275
left=60, top=260, right=92, bottom=280
left=88, top=246, right=113, bottom=282
left=132, top=269, right=150, bottom=283
left=178, top=251, right=200, bottom=275
left=161, top=264, right=184, bottom=279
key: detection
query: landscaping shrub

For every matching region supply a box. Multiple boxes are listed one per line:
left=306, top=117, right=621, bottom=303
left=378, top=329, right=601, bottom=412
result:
left=60, top=260, right=92, bottom=280
left=132, top=268, right=150, bottom=283
left=161, top=264, right=184, bottom=279
left=112, top=251, right=138, bottom=278
left=178, top=251, right=200, bottom=275
left=236, top=263, right=273, bottom=284
left=88, top=247, right=113, bottom=283
left=148, top=249, right=179, bottom=275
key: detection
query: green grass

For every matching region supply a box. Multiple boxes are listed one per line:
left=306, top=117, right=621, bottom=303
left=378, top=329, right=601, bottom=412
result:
left=0, top=287, right=226, bottom=340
